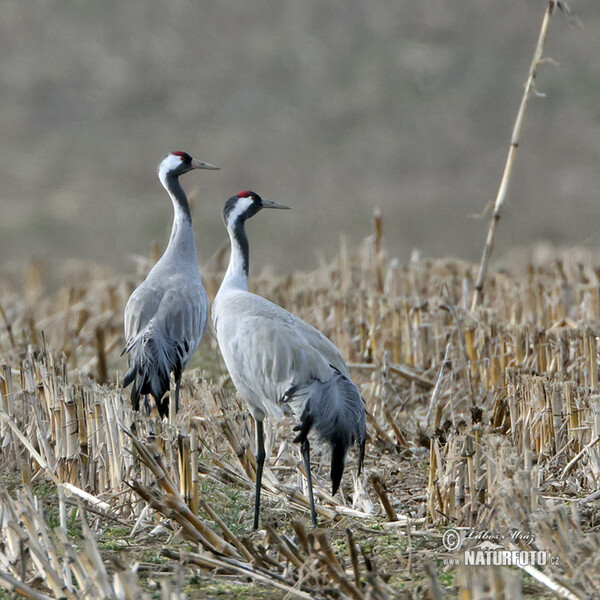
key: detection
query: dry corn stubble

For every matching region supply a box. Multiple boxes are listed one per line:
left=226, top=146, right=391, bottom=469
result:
left=0, top=5, right=594, bottom=594
left=1, top=230, right=600, bottom=598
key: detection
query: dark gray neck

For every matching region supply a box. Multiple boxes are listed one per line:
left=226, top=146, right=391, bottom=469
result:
left=164, top=173, right=192, bottom=222
left=159, top=172, right=198, bottom=264
left=221, top=218, right=250, bottom=291
left=232, top=219, right=249, bottom=277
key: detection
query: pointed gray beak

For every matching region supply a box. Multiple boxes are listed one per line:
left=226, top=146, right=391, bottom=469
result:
left=191, top=158, right=220, bottom=170
left=261, top=199, right=291, bottom=210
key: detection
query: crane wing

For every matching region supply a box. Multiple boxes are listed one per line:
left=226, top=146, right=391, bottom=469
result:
left=154, top=278, right=209, bottom=357
left=123, top=279, right=164, bottom=343
left=124, top=272, right=208, bottom=360
left=214, top=291, right=349, bottom=416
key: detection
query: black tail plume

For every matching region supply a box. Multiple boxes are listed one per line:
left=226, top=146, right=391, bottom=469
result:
left=291, top=368, right=366, bottom=495
left=331, top=440, right=347, bottom=495
left=122, top=323, right=183, bottom=418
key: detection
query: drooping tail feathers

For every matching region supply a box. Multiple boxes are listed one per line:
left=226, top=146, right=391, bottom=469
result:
left=290, top=368, right=366, bottom=495
left=122, top=320, right=184, bottom=417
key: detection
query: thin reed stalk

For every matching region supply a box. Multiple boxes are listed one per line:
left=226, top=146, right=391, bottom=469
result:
left=471, top=1, right=561, bottom=310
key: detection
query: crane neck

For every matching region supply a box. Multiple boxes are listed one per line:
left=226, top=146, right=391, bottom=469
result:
left=222, top=218, right=250, bottom=291
left=160, top=172, right=198, bottom=262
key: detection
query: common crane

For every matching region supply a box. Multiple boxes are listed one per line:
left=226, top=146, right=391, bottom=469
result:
left=212, top=191, right=366, bottom=528
left=123, top=151, right=218, bottom=418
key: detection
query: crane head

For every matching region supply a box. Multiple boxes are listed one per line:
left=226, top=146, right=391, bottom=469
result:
left=223, top=191, right=290, bottom=227
left=158, top=151, right=219, bottom=179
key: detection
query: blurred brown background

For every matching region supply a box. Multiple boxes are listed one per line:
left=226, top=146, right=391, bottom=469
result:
left=1, top=0, right=599, bottom=275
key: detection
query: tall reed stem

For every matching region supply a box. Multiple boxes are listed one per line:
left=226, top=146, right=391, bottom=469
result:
left=471, top=1, right=559, bottom=311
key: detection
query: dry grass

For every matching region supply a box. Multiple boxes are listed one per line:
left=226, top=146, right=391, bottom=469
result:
left=0, top=2, right=594, bottom=599
left=1, top=225, right=600, bottom=598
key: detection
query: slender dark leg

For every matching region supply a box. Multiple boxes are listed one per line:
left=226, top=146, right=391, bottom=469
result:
left=300, top=439, right=317, bottom=527
left=293, top=413, right=317, bottom=526
left=253, top=419, right=266, bottom=530
left=173, top=377, right=182, bottom=416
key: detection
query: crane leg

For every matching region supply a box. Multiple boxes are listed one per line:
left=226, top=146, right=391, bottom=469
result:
left=300, top=439, right=317, bottom=527
left=168, top=378, right=181, bottom=423
left=293, top=414, right=317, bottom=526
left=253, top=419, right=266, bottom=530
left=174, top=378, right=181, bottom=413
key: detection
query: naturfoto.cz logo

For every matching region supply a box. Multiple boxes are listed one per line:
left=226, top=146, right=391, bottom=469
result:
left=441, top=528, right=559, bottom=567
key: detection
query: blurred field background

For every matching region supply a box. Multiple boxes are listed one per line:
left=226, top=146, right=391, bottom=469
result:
left=2, top=2, right=600, bottom=597
left=1, top=0, right=599, bottom=276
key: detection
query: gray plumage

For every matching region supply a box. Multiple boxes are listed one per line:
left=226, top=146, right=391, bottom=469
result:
left=212, top=191, right=366, bottom=528
left=123, top=151, right=218, bottom=418
left=214, top=291, right=365, bottom=471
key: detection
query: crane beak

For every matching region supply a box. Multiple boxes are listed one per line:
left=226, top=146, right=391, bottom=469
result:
left=191, top=159, right=220, bottom=170
left=261, top=199, right=291, bottom=210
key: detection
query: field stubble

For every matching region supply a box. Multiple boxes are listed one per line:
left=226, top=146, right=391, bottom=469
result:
left=1, top=225, right=600, bottom=598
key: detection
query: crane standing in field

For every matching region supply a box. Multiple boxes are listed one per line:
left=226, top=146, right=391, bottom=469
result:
left=123, top=151, right=218, bottom=418
left=212, top=191, right=366, bottom=528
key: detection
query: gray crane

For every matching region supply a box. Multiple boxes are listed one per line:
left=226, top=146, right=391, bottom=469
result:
left=123, top=151, right=218, bottom=418
left=212, top=191, right=366, bottom=528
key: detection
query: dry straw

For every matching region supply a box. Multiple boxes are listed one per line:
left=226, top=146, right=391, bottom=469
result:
left=2, top=216, right=600, bottom=597
left=0, top=2, right=596, bottom=598
left=471, top=1, right=573, bottom=310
